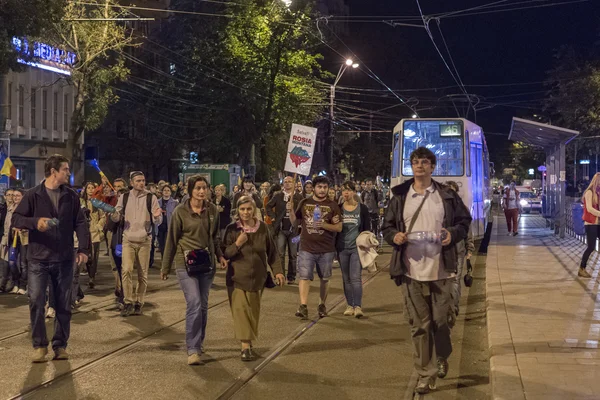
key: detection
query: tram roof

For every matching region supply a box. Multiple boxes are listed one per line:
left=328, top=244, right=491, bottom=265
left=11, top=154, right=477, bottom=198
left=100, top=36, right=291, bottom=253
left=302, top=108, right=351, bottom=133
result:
left=509, top=117, right=579, bottom=149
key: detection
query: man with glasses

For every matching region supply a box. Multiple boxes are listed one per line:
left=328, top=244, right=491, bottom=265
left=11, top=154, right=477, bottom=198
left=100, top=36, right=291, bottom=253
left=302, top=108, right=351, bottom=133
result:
left=382, top=147, right=471, bottom=395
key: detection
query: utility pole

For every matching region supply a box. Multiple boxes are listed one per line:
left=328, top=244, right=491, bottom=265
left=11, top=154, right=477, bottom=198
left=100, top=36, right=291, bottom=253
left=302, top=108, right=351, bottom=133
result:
left=369, top=114, right=372, bottom=143
left=329, top=85, right=335, bottom=175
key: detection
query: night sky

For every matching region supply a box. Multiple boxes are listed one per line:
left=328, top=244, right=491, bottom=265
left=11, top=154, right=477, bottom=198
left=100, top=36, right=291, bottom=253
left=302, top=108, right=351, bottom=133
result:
left=324, top=0, right=600, bottom=165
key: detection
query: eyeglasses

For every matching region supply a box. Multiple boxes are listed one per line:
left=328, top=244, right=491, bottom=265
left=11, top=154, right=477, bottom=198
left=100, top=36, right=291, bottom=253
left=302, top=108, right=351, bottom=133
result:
left=411, top=159, right=432, bottom=166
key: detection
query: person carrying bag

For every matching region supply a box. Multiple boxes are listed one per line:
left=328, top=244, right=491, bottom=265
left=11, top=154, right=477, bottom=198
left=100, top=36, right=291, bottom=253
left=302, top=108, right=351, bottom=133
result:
left=160, top=175, right=227, bottom=366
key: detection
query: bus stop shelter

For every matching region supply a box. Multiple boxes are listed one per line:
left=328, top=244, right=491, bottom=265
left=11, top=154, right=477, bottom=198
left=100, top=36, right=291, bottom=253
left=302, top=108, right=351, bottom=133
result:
left=508, top=117, right=579, bottom=238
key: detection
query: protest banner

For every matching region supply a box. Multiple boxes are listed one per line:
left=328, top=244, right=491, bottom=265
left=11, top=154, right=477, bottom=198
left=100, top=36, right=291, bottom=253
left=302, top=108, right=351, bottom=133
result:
left=284, top=123, right=317, bottom=176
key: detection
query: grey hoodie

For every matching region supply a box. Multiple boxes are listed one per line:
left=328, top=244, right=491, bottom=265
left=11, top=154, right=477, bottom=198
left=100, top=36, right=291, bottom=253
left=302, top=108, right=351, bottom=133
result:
left=111, top=189, right=162, bottom=243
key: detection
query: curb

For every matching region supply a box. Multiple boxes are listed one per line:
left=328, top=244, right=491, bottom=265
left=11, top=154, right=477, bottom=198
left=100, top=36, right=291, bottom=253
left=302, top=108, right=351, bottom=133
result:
left=486, top=216, right=526, bottom=400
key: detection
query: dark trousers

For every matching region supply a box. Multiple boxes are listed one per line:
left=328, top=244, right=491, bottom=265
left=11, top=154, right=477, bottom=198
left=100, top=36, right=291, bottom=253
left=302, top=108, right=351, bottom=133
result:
left=369, top=213, right=380, bottom=237
left=581, top=224, right=600, bottom=269
left=149, top=230, right=156, bottom=267
left=10, top=244, right=28, bottom=290
left=157, top=228, right=168, bottom=256
left=88, top=242, right=100, bottom=281
left=400, top=276, right=454, bottom=379
left=504, top=208, right=519, bottom=233
left=276, top=230, right=298, bottom=280
left=28, top=260, right=74, bottom=350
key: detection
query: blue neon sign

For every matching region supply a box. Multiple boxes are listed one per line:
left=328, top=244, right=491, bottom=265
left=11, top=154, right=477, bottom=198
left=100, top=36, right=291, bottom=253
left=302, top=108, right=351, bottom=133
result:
left=12, top=37, right=76, bottom=75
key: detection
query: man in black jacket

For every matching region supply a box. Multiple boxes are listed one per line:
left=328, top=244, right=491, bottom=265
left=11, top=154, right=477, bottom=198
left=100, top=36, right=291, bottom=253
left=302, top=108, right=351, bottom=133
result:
left=382, top=147, right=471, bottom=395
left=266, top=175, right=304, bottom=284
left=13, top=154, right=90, bottom=363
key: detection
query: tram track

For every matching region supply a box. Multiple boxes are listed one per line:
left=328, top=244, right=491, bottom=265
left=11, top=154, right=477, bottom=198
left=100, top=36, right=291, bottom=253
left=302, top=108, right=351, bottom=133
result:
left=7, top=253, right=392, bottom=400
left=0, top=280, right=183, bottom=344
left=215, top=260, right=390, bottom=400
left=9, top=297, right=232, bottom=400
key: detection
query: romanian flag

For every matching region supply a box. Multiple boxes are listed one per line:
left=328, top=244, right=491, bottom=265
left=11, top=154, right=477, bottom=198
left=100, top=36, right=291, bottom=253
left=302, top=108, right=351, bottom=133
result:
left=1, top=157, right=17, bottom=179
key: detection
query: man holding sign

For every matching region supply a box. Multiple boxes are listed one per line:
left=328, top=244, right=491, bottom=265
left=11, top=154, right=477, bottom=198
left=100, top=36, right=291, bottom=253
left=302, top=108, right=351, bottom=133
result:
left=289, top=176, right=342, bottom=319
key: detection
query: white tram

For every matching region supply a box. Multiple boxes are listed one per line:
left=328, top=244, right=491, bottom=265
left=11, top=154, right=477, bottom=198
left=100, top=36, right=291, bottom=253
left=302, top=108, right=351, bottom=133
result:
left=391, top=118, right=492, bottom=239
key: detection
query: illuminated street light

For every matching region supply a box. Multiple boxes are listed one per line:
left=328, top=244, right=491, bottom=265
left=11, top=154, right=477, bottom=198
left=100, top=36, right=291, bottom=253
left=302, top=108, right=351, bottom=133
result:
left=412, top=114, right=417, bottom=118
left=345, top=59, right=353, bottom=66
left=352, top=63, right=359, bottom=69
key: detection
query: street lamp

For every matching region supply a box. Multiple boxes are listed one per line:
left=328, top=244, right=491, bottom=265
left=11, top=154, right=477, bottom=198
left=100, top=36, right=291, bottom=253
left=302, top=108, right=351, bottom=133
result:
left=330, top=59, right=359, bottom=176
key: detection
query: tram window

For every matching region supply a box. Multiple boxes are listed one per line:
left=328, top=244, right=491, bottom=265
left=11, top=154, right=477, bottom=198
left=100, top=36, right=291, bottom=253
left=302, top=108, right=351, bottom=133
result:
left=401, top=120, right=464, bottom=176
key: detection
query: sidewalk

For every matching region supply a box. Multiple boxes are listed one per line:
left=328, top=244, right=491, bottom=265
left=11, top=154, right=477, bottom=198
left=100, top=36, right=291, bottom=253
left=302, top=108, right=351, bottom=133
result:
left=487, top=214, right=600, bottom=400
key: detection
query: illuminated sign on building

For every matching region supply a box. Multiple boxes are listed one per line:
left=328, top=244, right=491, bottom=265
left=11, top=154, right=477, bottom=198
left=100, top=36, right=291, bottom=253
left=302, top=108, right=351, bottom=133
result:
left=12, top=37, right=76, bottom=76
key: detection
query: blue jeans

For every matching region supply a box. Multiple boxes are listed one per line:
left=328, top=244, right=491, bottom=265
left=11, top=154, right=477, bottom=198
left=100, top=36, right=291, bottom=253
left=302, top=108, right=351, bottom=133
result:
left=277, top=230, right=298, bottom=280
left=297, top=251, right=335, bottom=281
left=28, top=260, right=74, bottom=350
left=176, top=269, right=214, bottom=355
left=338, top=249, right=363, bottom=307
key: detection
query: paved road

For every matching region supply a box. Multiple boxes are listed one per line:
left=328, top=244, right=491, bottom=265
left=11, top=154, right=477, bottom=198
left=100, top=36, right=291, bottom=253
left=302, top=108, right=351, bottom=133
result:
left=0, top=245, right=489, bottom=399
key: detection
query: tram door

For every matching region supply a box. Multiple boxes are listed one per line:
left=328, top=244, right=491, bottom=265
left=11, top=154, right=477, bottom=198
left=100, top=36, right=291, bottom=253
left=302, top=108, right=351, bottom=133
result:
left=470, top=143, right=484, bottom=237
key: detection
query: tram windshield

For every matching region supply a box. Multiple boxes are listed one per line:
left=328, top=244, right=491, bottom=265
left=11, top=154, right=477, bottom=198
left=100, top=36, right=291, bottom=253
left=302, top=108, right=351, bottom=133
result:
left=402, top=120, right=464, bottom=176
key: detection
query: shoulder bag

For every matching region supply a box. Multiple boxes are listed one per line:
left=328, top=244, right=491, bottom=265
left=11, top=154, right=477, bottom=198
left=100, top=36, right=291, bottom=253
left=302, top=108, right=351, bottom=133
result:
left=183, top=206, right=215, bottom=276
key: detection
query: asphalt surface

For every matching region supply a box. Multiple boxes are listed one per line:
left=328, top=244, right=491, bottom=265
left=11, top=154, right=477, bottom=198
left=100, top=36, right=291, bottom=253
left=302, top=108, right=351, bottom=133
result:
left=0, top=244, right=489, bottom=400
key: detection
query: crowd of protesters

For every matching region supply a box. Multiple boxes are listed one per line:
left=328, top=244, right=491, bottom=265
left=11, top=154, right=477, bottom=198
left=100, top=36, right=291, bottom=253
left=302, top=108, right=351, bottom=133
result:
left=0, top=151, right=481, bottom=396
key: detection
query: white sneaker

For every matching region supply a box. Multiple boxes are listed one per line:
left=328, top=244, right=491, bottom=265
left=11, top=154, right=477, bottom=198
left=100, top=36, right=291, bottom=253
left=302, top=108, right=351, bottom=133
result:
left=343, top=305, right=354, bottom=316
left=10, top=286, right=19, bottom=294
left=367, top=263, right=377, bottom=273
left=354, top=306, right=364, bottom=318
left=46, top=307, right=55, bottom=319
left=17, top=289, right=27, bottom=295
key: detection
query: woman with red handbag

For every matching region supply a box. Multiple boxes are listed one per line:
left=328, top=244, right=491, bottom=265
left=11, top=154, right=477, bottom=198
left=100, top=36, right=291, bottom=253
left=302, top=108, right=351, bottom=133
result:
left=580, top=173, right=600, bottom=278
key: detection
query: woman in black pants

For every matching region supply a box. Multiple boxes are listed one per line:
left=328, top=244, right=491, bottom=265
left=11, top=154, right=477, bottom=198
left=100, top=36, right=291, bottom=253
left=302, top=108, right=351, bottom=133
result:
left=580, top=173, right=600, bottom=278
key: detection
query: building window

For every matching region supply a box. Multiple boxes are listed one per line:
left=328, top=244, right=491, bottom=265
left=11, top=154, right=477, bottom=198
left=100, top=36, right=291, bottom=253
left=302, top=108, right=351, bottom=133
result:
left=53, top=92, right=58, bottom=130
left=18, top=85, right=24, bottom=127
left=63, top=94, right=69, bottom=132
left=31, top=89, right=37, bottom=128
left=42, top=90, right=48, bottom=129
left=127, top=119, right=136, bottom=139
left=7, top=82, right=12, bottom=120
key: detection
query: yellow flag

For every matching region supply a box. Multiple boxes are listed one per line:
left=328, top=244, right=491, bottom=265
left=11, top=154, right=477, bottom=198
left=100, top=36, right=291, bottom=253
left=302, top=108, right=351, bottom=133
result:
left=0, top=157, right=15, bottom=178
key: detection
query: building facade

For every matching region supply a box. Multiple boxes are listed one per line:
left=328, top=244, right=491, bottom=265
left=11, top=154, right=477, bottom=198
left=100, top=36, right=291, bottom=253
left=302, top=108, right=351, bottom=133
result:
left=0, top=40, right=79, bottom=189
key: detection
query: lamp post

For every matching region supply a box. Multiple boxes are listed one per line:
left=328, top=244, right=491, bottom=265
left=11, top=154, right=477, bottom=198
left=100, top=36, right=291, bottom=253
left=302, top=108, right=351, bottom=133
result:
left=330, top=59, right=359, bottom=177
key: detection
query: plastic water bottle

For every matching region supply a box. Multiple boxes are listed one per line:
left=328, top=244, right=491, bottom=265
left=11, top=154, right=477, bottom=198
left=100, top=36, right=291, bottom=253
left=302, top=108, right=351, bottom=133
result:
left=90, top=198, right=116, bottom=213
left=46, top=218, right=59, bottom=228
left=291, top=235, right=301, bottom=244
left=407, top=231, right=442, bottom=244
left=313, top=204, right=321, bottom=223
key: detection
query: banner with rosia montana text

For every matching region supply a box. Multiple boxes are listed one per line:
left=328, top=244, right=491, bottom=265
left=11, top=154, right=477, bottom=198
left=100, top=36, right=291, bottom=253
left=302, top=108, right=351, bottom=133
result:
left=284, top=124, right=317, bottom=176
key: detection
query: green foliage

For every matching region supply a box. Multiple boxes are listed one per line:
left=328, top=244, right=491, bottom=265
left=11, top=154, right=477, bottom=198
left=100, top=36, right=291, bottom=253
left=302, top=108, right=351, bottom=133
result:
left=546, top=46, right=600, bottom=136
left=342, top=134, right=391, bottom=180
left=0, top=0, right=65, bottom=74
left=50, top=0, right=133, bottom=140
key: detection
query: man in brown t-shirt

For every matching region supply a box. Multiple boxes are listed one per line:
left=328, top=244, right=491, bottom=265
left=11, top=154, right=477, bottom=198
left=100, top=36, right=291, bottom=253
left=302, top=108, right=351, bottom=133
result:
left=290, top=176, right=342, bottom=319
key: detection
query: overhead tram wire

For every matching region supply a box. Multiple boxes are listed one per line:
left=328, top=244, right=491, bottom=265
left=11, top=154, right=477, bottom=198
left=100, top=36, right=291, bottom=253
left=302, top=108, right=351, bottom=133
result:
left=321, top=24, right=420, bottom=117
left=414, top=0, right=474, bottom=118
left=72, top=1, right=236, bottom=18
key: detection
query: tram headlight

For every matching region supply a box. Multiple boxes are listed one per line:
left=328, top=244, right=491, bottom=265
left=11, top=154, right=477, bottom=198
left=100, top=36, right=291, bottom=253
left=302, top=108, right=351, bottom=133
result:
left=520, top=199, right=528, bottom=206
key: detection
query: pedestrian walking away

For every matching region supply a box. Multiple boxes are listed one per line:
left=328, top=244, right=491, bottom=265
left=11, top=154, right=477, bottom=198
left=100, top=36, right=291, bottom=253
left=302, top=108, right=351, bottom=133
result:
left=266, top=175, right=304, bottom=285
left=161, top=175, right=227, bottom=366
left=289, top=176, right=342, bottom=320
left=12, top=154, right=90, bottom=363
left=502, top=181, right=520, bottom=236
left=110, top=171, right=163, bottom=317
left=223, top=196, right=285, bottom=362
left=579, top=173, right=600, bottom=278
left=336, top=181, right=371, bottom=318
left=382, top=146, right=471, bottom=395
